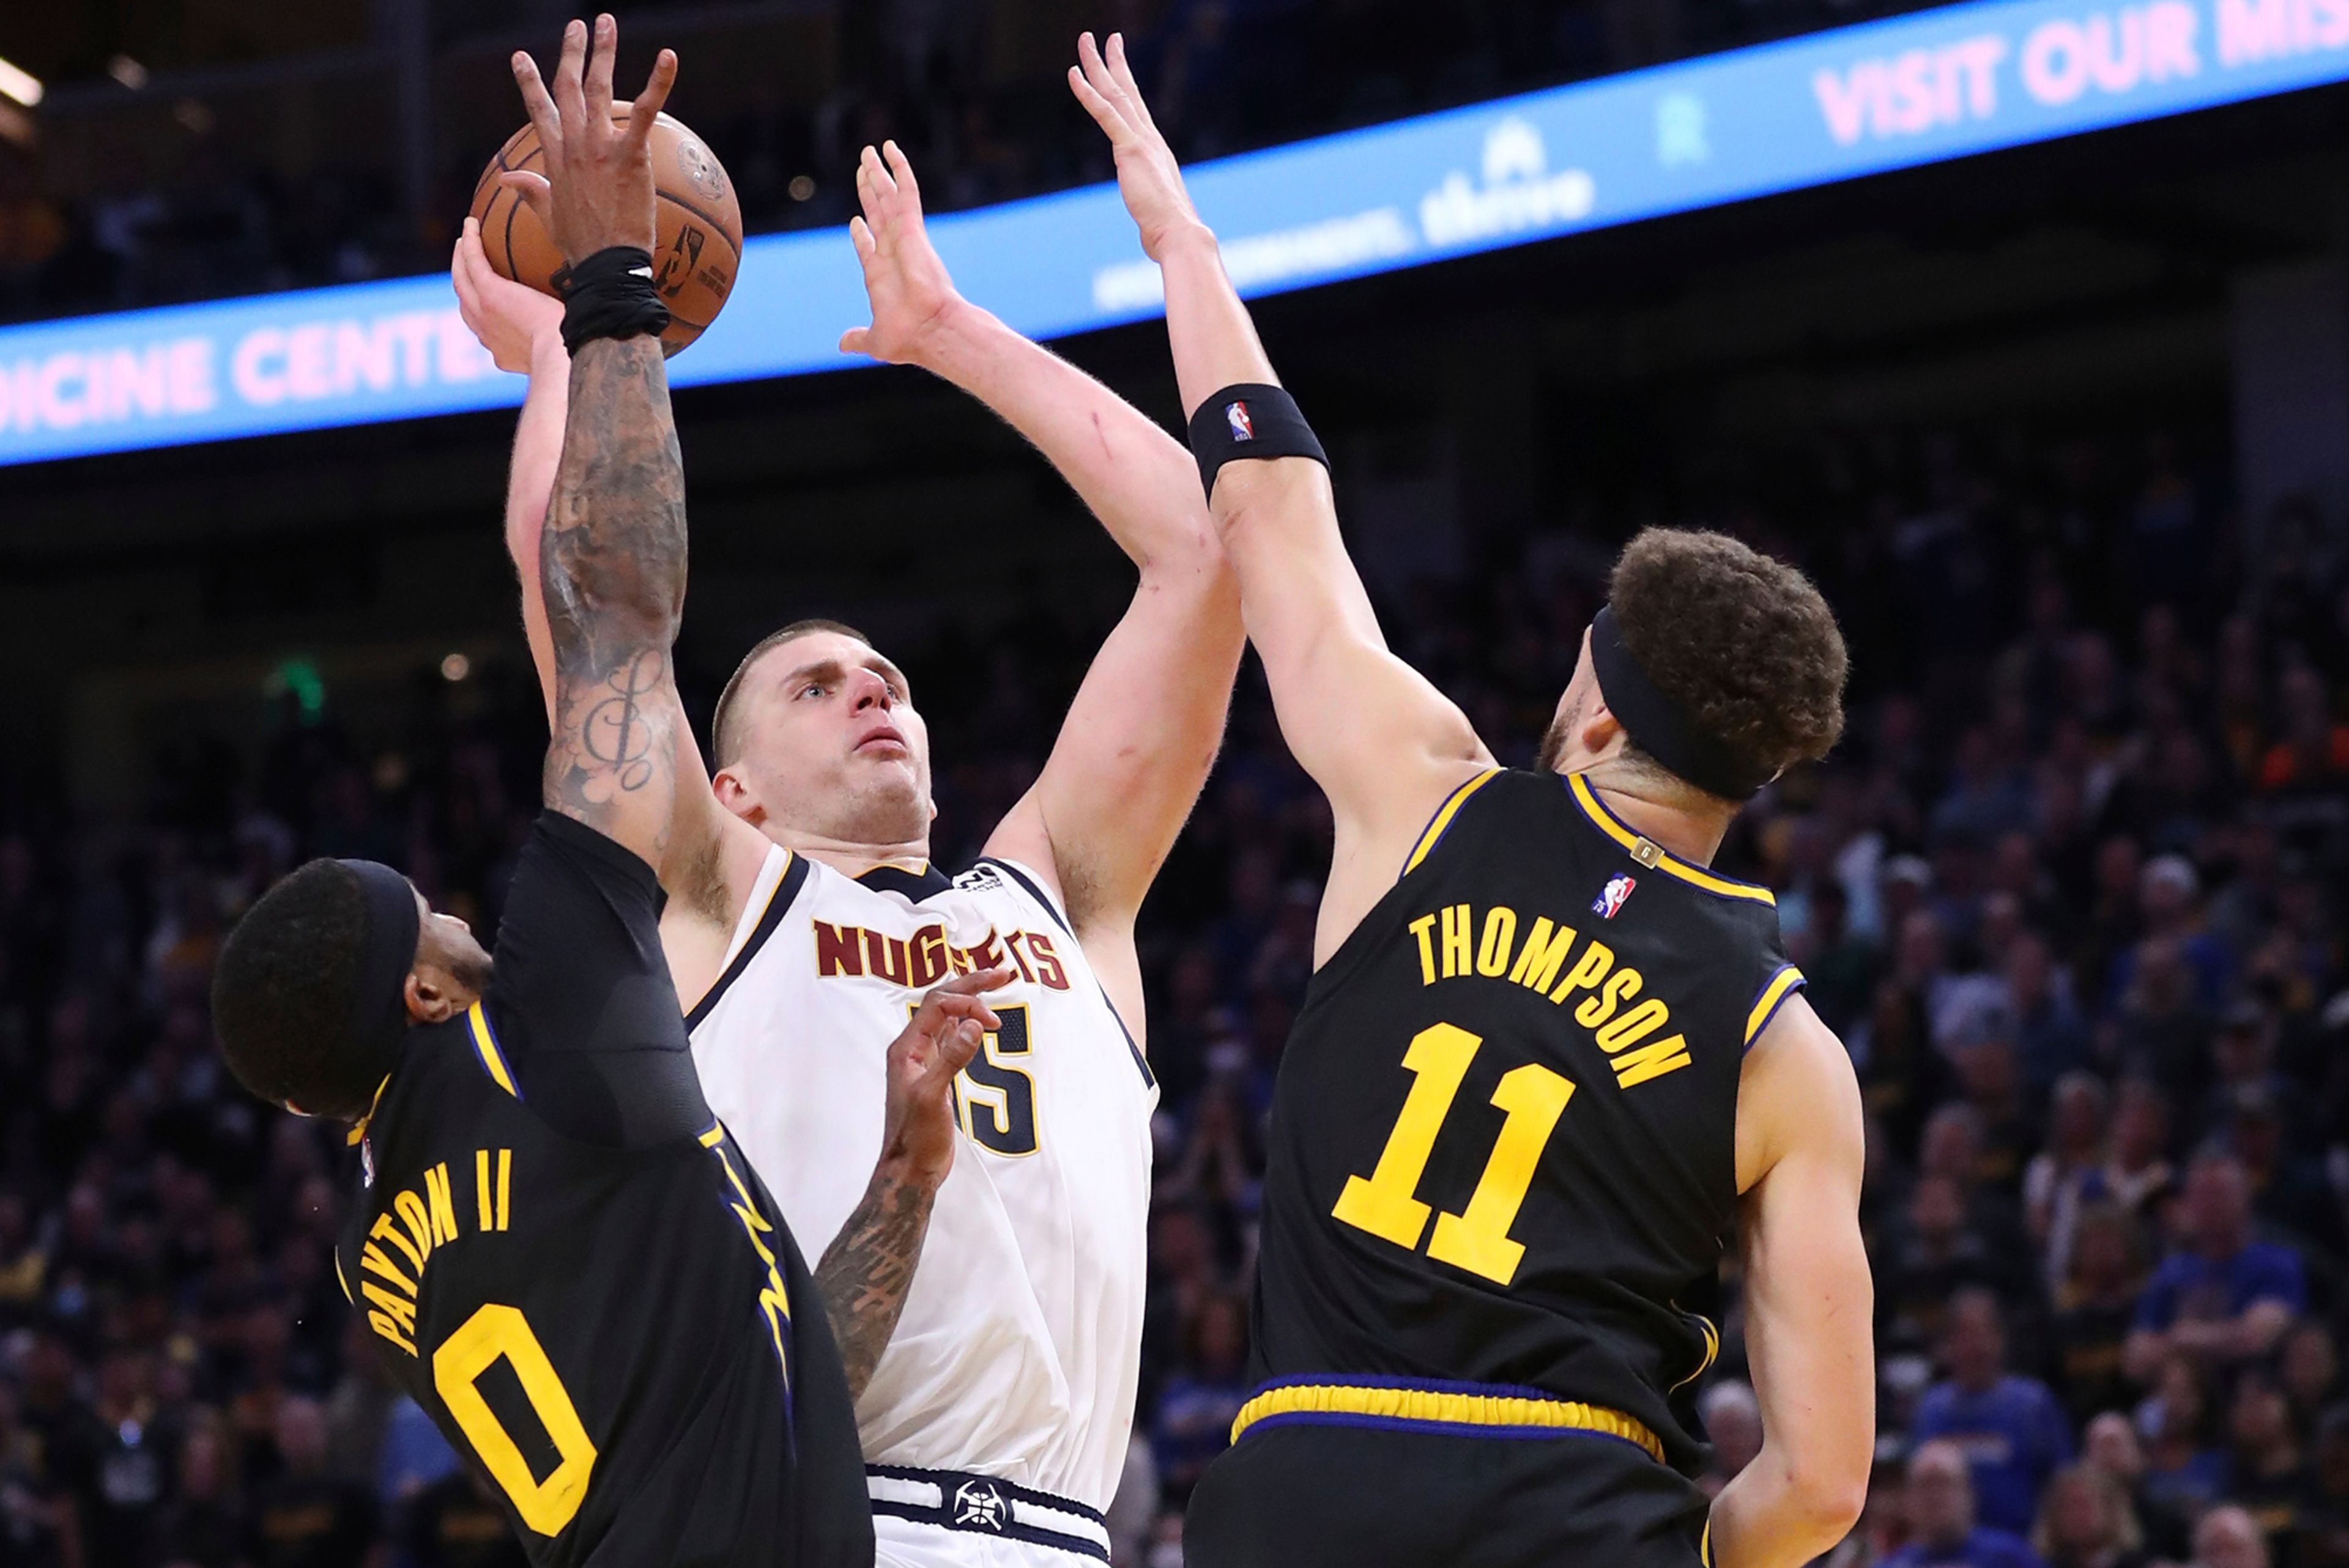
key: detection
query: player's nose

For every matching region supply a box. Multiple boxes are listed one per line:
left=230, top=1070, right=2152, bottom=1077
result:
left=847, top=667, right=893, bottom=710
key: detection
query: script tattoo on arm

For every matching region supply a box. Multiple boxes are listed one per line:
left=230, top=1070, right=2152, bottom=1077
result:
left=814, top=1162, right=938, bottom=1403
left=538, top=335, right=689, bottom=857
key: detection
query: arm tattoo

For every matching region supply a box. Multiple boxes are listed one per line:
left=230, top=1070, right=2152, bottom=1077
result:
left=539, top=336, right=689, bottom=837
left=814, top=1163, right=938, bottom=1403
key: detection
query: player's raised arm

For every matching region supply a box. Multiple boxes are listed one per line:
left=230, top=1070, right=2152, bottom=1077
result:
left=1068, top=33, right=1491, bottom=960
left=469, top=29, right=766, bottom=989
left=501, top=17, right=697, bottom=874
left=841, top=138, right=1241, bottom=1014
left=1714, top=994, right=1875, bottom=1568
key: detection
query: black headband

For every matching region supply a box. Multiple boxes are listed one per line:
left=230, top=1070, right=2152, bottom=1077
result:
left=338, top=859, right=421, bottom=1084
left=1589, top=605, right=1771, bottom=801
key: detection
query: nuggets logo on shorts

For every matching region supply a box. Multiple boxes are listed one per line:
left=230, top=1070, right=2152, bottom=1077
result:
left=1226, top=400, right=1254, bottom=441
left=953, top=1479, right=1008, bottom=1532
left=1592, top=873, right=1636, bottom=919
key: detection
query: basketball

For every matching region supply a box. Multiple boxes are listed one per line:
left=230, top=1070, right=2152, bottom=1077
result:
left=469, top=111, right=743, bottom=355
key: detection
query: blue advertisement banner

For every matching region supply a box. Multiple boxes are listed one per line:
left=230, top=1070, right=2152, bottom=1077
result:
left=4, top=0, right=2345, bottom=466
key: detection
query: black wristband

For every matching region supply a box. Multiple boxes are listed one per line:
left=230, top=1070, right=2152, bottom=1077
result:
left=556, top=245, right=672, bottom=355
left=1186, top=382, right=1328, bottom=501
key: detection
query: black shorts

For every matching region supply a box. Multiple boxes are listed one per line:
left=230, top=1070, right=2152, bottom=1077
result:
left=1185, top=1419, right=1710, bottom=1568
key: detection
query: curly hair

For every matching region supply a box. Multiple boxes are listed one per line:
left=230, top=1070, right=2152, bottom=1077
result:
left=211, top=860, right=379, bottom=1118
left=1608, top=528, right=1847, bottom=790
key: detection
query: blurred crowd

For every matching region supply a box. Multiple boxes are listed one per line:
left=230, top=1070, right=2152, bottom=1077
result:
left=2, top=410, right=2348, bottom=1567
left=0, top=0, right=1951, bottom=324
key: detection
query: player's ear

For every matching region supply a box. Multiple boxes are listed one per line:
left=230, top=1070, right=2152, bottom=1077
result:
left=1578, top=689, right=1625, bottom=758
left=404, top=967, right=465, bottom=1024
left=711, top=763, right=765, bottom=826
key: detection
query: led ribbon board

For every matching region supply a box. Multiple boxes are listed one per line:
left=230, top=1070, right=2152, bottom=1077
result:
left=3, top=0, right=2345, bottom=465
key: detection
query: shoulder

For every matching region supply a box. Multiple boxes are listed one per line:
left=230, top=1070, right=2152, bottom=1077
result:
left=2239, top=1243, right=2306, bottom=1292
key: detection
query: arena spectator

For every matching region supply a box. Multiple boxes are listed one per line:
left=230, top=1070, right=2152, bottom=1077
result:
left=2031, top=1463, right=2147, bottom=1568
left=1913, top=1290, right=2075, bottom=1534
left=2126, top=1153, right=2306, bottom=1378
left=2192, top=1505, right=2274, bottom=1568
left=243, top=1396, right=381, bottom=1568
left=1698, top=1380, right=1764, bottom=1496
left=1885, top=1438, right=2051, bottom=1568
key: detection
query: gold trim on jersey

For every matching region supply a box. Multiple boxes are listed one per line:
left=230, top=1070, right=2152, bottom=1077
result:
left=466, top=1003, right=519, bottom=1097
left=1702, top=1520, right=1713, bottom=1568
left=1671, top=1314, right=1721, bottom=1391
left=345, top=1074, right=392, bottom=1147
left=1402, top=769, right=1502, bottom=877
left=1745, top=964, right=1807, bottom=1045
left=1567, top=774, right=1775, bottom=904
left=1228, top=1380, right=1665, bottom=1463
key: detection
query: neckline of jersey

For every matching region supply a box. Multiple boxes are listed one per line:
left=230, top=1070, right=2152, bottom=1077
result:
left=854, top=860, right=953, bottom=900
left=1562, top=772, right=1775, bottom=905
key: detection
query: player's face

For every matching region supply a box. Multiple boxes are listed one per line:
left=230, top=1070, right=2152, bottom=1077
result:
left=410, top=888, right=493, bottom=1012
left=719, top=631, right=935, bottom=849
left=1535, top=628, right=1617, bottom=775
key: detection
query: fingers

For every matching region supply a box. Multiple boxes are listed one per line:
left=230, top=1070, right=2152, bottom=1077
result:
left=881, top=140, right=922, bottom=213
left=839, top=326, right=870, bottom=356
left=938, top=1018, right=983, bottom=1074
left=498, top=168, right=553, bottom=228
left=511, top=51, right=562, bottom=160
left=860, top=144, right=897, bottom=203
left=1104, top=33, right=1158, bottom=131
left=848, top=214, right=877, bottom=263
left=928, top=966, right=1013, bottom=999
left=451, top=237, right=480, bottom=322
left=913, top=993, right=1003, bottom=1040
left=629, top=48, right=678, bottom=139
left=552, top=17, right=588, bottom=136
left=584, top=13, right=617, bottom=122
left=1066, top=61, right=1124, bottom=141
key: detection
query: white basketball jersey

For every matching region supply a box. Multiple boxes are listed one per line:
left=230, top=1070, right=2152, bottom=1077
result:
left=688, top=846, right=1159, bottom=1514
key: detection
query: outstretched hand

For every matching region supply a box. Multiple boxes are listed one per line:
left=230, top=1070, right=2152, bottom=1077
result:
left=880, top=967, right=1010, bottom=1186
left=453, top=217, right=564, bottom=373
left=1067, top=31, right=1206, bottom=262
left=840, top=141, right=965, bottom=366
left=503, top=13, right=678, bottom=265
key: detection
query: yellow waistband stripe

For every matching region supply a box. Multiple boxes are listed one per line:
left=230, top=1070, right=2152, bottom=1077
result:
left=1229, top=1381, right=1665, bottom=1463
left=1403, top=769, right=1502, bottom=877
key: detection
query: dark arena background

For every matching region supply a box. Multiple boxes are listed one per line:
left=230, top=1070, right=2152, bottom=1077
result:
left=3, top=1, right=2349, bottom=1565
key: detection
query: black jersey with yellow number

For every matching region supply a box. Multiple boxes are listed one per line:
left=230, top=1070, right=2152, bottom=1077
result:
left=1245, top=767, right=1806, bottom=1476
left=334, top=815, right=870, bottom=1567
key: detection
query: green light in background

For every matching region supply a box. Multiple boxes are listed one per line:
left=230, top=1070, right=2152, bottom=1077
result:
left=265, top=657, right=326, bottom=717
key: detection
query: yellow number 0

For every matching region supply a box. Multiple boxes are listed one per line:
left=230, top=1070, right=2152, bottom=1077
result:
left=1331, top=1023, right=1575, bottom=1286
left=433, top=1303, right=598, bottom=1536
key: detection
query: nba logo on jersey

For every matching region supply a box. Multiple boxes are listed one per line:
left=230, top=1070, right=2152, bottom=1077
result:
left=1226, top=400, right=1254, bottom=441
left=1592, top=873, right=1636, bottom=919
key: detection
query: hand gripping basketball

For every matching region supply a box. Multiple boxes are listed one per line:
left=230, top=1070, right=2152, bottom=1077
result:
left=502, top=13, right=677, bottom=266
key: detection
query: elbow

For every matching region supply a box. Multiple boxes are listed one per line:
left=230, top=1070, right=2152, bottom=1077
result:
left=1783, top=1454, right=1869, bottom=1542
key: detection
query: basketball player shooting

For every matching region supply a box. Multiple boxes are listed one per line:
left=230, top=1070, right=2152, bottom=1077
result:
left=1071, top=30, right=1874, bottom=1568
left=210, top=19, right=1009, bottom=1564
left=454, top=81, right=1244, bottom=1568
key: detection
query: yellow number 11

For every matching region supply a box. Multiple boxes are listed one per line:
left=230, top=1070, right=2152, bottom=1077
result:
left=1330, top=1023, right=1575, bottom=1287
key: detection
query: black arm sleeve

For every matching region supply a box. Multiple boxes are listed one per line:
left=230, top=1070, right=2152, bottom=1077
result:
left=483, top=812, right=713, bottom=1150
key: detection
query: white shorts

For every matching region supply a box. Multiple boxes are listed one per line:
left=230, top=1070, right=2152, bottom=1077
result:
left=869, top=1465, right=1112, bottom=1567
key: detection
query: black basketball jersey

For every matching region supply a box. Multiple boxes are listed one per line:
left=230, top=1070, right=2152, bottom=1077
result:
left=338, top=1024, right=869, bottom=1566
left=1248, top=768, right=1805, bottom=1475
